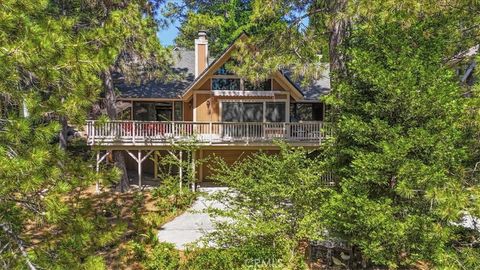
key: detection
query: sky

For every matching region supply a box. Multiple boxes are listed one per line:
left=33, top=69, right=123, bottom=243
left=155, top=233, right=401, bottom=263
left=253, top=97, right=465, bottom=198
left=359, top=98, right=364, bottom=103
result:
left=156, top=0, right=181, bottom=46
left=157, top=20, right=180, bottom=46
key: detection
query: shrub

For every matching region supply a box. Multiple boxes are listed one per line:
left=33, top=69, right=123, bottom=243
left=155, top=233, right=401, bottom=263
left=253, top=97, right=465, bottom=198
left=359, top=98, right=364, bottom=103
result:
left=142, top=242, right=180, bottom=270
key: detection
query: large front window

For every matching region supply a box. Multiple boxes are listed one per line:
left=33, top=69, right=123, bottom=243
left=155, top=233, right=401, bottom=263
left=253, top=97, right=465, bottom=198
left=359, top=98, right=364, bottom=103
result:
left=221, top=101, right=285, bottom=122
left=266, top=102, right=286, bottom=122
left=290, top=103, right=323, bottom=122
left=133, top=101, right=182, bottom=121
left=242, top=102, right=264, bottom=122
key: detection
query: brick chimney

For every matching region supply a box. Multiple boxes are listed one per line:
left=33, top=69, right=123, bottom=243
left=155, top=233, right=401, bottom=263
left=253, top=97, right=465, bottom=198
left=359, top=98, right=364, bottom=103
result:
left=195, top=30, right=208, bottom=78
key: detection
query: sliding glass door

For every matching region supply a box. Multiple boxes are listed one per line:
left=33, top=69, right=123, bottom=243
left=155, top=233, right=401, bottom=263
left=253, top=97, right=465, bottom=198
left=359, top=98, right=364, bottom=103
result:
left=221, top=101, right=285, bottom=123
left=133, top=102, right=183, bottom=121
left=221, top=101, right=285, bottom=138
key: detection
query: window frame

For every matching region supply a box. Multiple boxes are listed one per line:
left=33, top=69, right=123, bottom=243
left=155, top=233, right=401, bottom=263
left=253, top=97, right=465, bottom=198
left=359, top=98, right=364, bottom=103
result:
left=133, top=101, right=184, bottom=122
left=211, top=75, right=273, bottom=91
left=290, top=102, right=324, bottom=122
left=220, top=100, right=287, bottom=123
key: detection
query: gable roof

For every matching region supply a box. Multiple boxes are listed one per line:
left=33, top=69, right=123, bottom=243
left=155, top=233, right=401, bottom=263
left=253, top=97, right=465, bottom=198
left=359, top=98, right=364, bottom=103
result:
left=114, top=33, right=330, bottom=101
left=113, top=49, right=196, bottom=99
left=181, top=32, right=307, bottom=100
left=282, top=66, right=331, bottom=100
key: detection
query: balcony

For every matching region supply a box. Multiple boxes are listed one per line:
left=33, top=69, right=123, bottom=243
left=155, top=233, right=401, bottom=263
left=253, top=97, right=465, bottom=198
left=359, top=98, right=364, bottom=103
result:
left=86, top=121, right=331, bottom=147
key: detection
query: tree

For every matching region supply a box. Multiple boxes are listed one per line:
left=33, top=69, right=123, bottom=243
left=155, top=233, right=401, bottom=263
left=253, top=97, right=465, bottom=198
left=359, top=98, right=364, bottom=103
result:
left=197, top=145, right=331, bottom=269
left=319, top=12, right=480, bottom=267
left=0, top=0, right=170, bottom=267
left=180, top=0, right=480, bottom=268
left=95, top=1, right=172, bottom=192
left=163, top=0, right=253, bottom=56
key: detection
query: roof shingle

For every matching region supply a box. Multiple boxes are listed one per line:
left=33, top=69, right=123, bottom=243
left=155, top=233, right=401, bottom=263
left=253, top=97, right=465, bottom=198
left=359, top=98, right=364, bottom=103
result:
left=114, top=48, right=330, bottom=100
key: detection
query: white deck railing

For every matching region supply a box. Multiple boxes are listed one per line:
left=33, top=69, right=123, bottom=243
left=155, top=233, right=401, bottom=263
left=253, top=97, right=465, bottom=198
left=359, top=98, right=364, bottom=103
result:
left=86, top=120, right=331, bottom=145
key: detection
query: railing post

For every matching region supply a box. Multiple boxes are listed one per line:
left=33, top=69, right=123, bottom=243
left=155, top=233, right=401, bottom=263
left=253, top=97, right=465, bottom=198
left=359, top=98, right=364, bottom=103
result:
left=263, top=123, right=266, bottom=140
left=132, top=121, right=136, bottom=144
left=319, top=122, right=322, bottom=144
left=91, top=121, right=95, bottom=145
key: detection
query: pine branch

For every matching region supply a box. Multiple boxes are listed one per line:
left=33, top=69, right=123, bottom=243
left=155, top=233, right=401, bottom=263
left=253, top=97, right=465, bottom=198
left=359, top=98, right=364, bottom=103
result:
left=0, top=223, right=37, bottom=270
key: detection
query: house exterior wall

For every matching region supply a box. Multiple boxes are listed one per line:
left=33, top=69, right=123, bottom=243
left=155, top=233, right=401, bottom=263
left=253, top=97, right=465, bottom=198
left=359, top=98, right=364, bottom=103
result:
left=199, top=79, right=211, bottom=90
left=200, top=149, right=280, bottom=181
left=272, top=79, right=283, bottom=91
left=190, top=76, right=291, bottom=122
left=193, top=94, right=290, bottom=122
left=183, top=98, right=193, bottom=121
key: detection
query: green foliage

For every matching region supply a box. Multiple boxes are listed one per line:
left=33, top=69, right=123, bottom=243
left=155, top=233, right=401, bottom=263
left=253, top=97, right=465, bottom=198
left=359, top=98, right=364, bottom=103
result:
left=318, top=10, right=480, bottom=269
left=198, top=144, right=328, bottom=269
left=82, top=256, right=107, bottom=270
left=176, top=0, right=480, bottom=268
left=0, top=0, right=172, bottom=268
left=142, top=242, right=180, bottom=270
left=182, top=248, right=240, bottom=270
left=0, top=115, right=108, bottom=268
left=183, top=245, right=307, bottom=270
left=165, top=0, right=253, bottom=56
left=153, top=175, right=197, bottom=216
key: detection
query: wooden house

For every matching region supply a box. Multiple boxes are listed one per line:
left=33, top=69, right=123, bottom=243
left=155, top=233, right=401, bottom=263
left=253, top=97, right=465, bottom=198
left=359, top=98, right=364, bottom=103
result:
left=87, top=31, right=330, bottom=189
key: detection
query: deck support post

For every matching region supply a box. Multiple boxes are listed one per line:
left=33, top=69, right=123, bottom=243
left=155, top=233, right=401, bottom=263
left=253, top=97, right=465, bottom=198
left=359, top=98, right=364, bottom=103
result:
left=96, top=151, right=100, bottom=193
left=191, top=150, right=196, bottom=192
left=179, top=150, right=183, bottom=191
left=167, top=150, right=185, bottom=191
left=153, top=151, right=159, bottom=179
left=95, top=150, right=110, bottom=193
left=199, top=150, right=203, bottom=182
left=137, top=150, right=142, bottom=188
left=126, top=149, right=154, bottom=189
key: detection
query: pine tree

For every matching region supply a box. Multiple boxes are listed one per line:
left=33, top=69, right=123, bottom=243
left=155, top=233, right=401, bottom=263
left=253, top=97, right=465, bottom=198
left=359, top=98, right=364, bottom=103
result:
left=0, top=0, right=170, bottom=267
left=184, top=0, right=480, bottom=267
left=163, top=0, right=253, bottom=56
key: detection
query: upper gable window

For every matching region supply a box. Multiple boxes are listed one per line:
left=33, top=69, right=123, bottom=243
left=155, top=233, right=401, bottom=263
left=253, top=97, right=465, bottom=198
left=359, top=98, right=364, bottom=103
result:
left=212, top=60, right=273, bottom=91
left=212, top=78, right=241, bottom=90
left=244, top=79, right=272, bottom=91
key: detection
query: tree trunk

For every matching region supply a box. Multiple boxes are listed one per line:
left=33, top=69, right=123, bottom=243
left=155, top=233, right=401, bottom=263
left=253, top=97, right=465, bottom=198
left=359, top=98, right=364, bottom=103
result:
left=326, top=0, right=350, bottom=122
left=59, top=115, right=68, bottom=150
left=102, top=67, right=129, bottom=192
left=328, top=0, right=349, bottom=80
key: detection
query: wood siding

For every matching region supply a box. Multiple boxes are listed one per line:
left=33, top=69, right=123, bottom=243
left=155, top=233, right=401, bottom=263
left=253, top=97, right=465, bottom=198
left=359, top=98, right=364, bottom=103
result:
left=200, top=149, right=279, bottom=181
left=183, top=98, right=193, bottom=121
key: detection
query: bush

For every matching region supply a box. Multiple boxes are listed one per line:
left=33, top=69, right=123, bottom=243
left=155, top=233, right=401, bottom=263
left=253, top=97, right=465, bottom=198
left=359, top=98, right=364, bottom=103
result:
left=182, top=248, right=238, bottom=270
left=152, top=176, right=196, bottom=215
left=142, top=242, right=180, bottom=270
left=82, top=256, right=107, bottom=270
left=182, top=245, right=307, bottom=270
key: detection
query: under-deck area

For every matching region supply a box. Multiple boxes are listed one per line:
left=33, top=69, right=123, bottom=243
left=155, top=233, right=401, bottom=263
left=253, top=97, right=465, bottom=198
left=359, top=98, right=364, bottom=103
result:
left=89, top=120, right=332, bottom=192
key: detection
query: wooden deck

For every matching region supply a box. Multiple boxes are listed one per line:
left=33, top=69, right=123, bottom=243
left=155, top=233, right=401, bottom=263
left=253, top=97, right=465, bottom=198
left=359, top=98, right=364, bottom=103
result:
left=87, top=120, right=331, bottom=147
